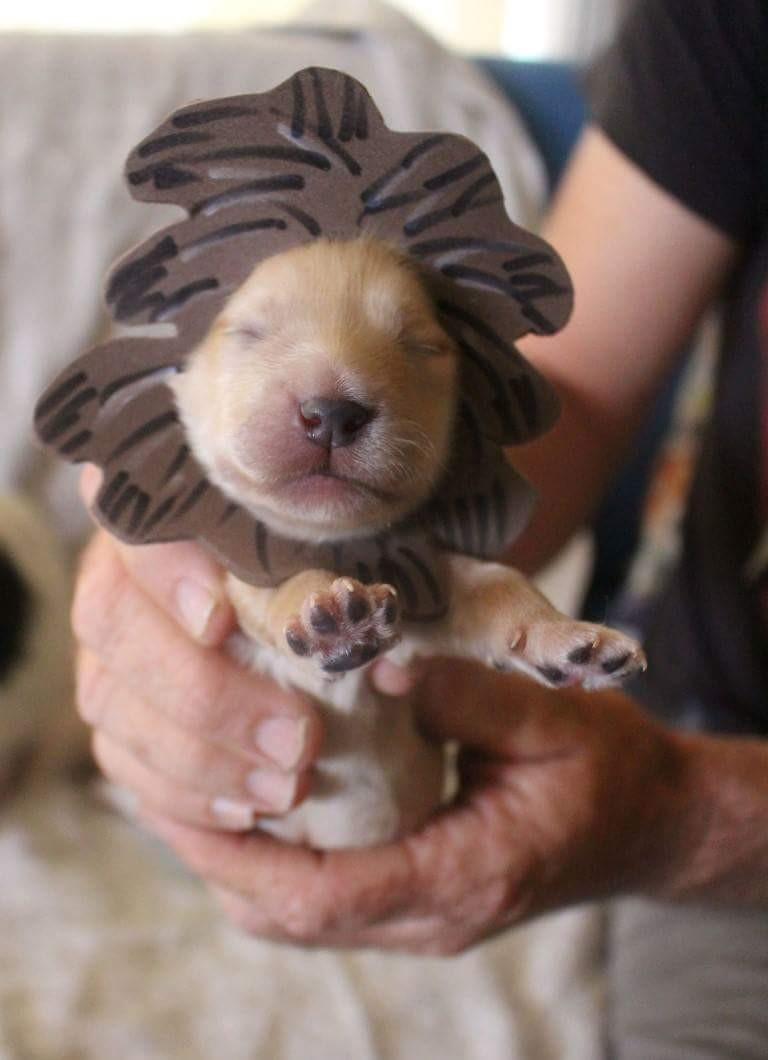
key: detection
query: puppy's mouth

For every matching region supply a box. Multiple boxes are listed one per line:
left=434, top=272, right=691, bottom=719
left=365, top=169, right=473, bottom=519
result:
left=276, top=467, right=398, bottom=505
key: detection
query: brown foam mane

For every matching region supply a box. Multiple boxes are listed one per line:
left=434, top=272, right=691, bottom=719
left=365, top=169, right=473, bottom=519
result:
left=35, top=67, right=572, bottom=620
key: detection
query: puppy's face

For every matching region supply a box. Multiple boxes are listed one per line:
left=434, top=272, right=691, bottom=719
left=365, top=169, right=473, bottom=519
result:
left=171, top=238, right=458, bottom=540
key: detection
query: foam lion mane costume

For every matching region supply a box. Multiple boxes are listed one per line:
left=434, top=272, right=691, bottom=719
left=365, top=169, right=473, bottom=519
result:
left=35, top=67, right=573, bottom=620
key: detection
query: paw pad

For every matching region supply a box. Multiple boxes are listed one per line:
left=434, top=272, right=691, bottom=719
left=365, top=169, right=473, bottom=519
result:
left=284, top=578, right=400, bottom=677
left=503, top=621, right=646, bottom=690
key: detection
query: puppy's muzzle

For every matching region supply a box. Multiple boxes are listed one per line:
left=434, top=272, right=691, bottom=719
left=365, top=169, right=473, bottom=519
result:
left=299, top=397, right=374, bottom=450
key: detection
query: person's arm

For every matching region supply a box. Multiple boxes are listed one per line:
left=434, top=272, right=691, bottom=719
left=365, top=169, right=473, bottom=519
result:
left=509, top=125, right=739, bottom=572
left=665, top=731, right=768, bottom=904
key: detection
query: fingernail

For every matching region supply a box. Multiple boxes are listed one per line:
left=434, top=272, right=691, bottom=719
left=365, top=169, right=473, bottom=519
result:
left=211, top=797, right=259, bottom=829
left=245, top=769, right=297, bottom=812
left=176, top=579, right=218, bottom=640
left=254, top=717, right=307, bottom=770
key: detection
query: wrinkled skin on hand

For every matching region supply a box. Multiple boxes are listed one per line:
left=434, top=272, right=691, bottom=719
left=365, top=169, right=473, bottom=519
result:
left=73, top=465, right=694, bottom=955
left=73, top=468, right=322, bottom=832
left=137, top=661, right=693, bottom=955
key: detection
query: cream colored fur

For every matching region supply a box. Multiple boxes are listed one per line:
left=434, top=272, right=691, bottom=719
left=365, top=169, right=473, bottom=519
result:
left=171, top=238, right=644, bottom=849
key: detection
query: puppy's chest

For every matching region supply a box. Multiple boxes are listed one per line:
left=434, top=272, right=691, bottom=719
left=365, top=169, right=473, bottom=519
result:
left=226, top=625, right=443, bottom=849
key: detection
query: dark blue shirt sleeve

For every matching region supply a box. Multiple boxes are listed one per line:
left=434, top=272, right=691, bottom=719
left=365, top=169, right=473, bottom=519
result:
left=588, top=0, right=767, bottom=242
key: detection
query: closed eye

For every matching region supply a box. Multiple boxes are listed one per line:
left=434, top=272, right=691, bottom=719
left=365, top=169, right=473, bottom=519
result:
left=226, top=324, right=265, bottom=344
left=404, top=342, right=443, bottom=356
left=399, top=331, right=451, bottom=357
left=397, top=313, right=453, bottom=357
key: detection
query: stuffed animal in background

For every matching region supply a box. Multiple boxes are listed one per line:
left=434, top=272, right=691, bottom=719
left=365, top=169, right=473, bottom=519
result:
left=0, top=494, right=76, bottom=795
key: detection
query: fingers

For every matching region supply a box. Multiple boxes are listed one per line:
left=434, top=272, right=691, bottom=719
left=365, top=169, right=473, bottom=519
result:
left=140, top=784, right=532, bottom=953
left=139, top=778, right=530, bottom=931
left=73, top=522, right=323, bottom=828
left=79, top=464, right=235, bottom=647
left=139, top=811, right=428, bottom=932
left=73, top=532, right=320, bottom=767
left=78, top=649, right=306, bottom=812
left=92, top=732, right=309, bottom=830
left=211, top=884, right=463, bottom=954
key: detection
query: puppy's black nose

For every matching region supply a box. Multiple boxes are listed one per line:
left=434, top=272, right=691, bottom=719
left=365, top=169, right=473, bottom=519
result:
left=299, top=397, right=373, bottom=449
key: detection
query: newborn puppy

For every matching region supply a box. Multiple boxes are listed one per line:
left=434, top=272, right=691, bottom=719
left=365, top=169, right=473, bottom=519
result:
left=171, top=236, right=645, bottom=849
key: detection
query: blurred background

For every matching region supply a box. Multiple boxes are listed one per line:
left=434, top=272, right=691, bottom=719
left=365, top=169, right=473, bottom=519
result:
left=0, top=0, right=633, bottom=61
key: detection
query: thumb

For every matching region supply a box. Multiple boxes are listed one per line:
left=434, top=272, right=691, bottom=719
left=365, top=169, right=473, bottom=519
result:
left=415, top=659, right=585, bottom=760
left=79, top=464, right=236, bottom=647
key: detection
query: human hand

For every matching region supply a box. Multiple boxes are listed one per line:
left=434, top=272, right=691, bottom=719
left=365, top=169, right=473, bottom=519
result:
left=137, top=657, right=696, bottom=955
left=73, top=466, right=322, bottom=830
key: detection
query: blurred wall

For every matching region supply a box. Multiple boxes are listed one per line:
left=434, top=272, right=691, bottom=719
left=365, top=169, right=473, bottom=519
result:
left=1, top=0, right=632, bottom=59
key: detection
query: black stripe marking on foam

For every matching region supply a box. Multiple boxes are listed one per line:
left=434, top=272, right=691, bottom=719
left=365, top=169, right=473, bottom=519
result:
left=195, top=145, right=331, bottom=171
left=162, top=443, right=189, bottom=485
left=138, top=132, right=212, bottom=158
left=360, top=135, right=445, bottom=205
left=407, top=236, right=530, bottom=259
left=142, top=495, right=178, bottom=534
left=36, top=371, right=87, bottom=419
left=101, top=367, right=175, bottom=405
left=355, top=92, right=368, bottom=140
left=291, top=73, right=306, bottom=138
left=217, top=502, right=239, bottom=525
left=422, top=153, right=485, bottom=192
left=309, top=68, right=332, bottom=140
left=254, top=521, right=271, bottom=574
left=338, top=75, right=356, bottom=142
left=60, top=429, right=93, bottom=455
left=490, top=477, right=508, bottom=548
left=107, top=410, right=178, bottom=463
left=175, top=480, right=209, bottom=518
left=181, top=218, right=287, bottom=258
left=397, top=546, right=443, bottom=607
left=99, top=471, right=129, bottom=513
left=272, top=202, right=322, bottom=236
left=191, top=175, right=305, bottom=217
left=150, top=278, right=219, bottom=323
left=473, top=492, right=489, bottom=555
left=172, top=105, right=259, bottom=128
left=379, top=556, right=417, bottom=611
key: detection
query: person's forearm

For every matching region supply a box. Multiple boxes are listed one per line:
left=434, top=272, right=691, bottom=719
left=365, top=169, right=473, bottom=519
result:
left=503, top=380, right=628, bottom=574
left=656, top=731, right=768, bottom=905
left=502, top=127, right=737, bottom=574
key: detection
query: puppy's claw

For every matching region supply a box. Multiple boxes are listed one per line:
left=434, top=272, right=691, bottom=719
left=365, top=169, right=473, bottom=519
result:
left=499, top=619, right=645, bottom=690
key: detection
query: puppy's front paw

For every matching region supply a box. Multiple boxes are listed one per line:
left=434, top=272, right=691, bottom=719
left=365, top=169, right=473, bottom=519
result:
left=284, top=578, right=400, bottom=677
left=493, top=619, right=646, bottom=690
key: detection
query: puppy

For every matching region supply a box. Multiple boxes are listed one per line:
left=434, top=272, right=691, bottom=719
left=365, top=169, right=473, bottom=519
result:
left=170, top=236, right=645, bottom=849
